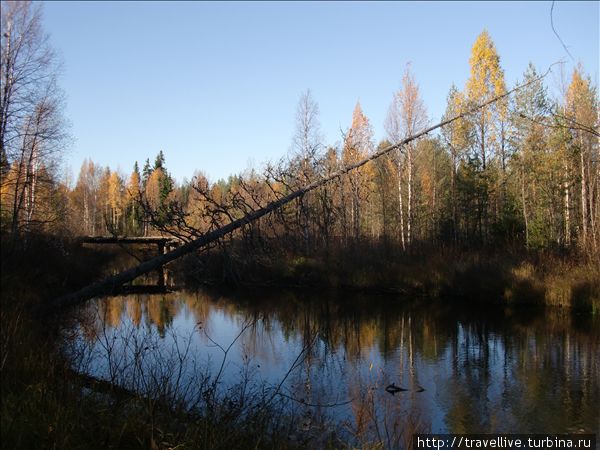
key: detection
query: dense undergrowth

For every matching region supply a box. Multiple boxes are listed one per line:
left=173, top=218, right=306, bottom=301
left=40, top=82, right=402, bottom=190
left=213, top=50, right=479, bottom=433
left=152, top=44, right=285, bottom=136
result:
left=1, top=233, right=599, bottom=449
left=180, top=240, right=600, bottom=313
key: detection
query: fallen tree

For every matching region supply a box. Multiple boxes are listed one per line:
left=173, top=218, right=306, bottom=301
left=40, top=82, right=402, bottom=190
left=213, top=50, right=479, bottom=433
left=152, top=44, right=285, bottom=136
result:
left=40, top=67, right=554, bottom=316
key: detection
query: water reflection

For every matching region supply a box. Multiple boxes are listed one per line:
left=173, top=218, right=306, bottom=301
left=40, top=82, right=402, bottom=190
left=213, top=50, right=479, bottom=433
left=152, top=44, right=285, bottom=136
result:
left=73, top=288, right=600, bottom=445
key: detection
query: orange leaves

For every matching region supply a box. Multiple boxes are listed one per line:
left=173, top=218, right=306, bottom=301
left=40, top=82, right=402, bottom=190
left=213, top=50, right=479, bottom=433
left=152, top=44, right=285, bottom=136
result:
left=126, top=170, right=141, bottom=201
left=144, top=168, right=164, bottom=210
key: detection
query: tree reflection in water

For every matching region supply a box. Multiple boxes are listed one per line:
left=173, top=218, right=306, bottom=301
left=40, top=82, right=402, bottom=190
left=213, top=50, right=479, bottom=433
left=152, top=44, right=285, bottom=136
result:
left=72, top=288, right=599, bottom=445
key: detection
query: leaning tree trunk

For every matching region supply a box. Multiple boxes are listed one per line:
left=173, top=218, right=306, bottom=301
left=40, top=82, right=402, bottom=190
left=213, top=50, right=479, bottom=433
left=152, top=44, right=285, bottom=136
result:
left=41, top=75, right=549, bottom=317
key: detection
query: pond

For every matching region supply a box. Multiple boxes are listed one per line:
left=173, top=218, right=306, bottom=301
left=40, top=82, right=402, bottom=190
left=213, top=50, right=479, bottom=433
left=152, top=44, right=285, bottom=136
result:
left=67, top=288, right=599, bottom=446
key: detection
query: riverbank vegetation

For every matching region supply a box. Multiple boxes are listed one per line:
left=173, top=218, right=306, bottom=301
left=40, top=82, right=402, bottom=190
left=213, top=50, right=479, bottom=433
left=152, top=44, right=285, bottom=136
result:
left=180, top=243, right=599, bottom=311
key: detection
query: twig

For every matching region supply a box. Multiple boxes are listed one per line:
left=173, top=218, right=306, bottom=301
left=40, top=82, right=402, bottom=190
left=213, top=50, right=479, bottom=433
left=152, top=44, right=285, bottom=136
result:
left=551, top=1, right=575, bottom=62
left=277, top=390, right=353, bottom=408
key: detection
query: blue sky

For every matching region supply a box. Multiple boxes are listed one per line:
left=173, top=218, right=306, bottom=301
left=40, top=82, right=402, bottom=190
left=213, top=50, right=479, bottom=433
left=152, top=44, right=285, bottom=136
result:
left=40, top=1, right=598, bottom=184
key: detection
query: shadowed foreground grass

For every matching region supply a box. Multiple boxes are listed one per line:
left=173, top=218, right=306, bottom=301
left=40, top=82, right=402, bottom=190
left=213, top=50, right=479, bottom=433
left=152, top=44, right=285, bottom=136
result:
left=0, top=235, right=343, bottom=449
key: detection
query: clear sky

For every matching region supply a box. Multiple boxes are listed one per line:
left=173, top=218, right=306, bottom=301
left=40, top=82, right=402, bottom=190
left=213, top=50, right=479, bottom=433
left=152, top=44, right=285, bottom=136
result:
left=39, top=1, right=598, bottom=184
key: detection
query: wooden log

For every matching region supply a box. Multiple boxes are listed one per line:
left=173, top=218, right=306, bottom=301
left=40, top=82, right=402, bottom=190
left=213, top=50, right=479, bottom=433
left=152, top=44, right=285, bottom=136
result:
left=40, top=70, right=551, bottom=317
left=69, top=369, right=196, bottom=417
left=81, top=236, right=179, bottom=245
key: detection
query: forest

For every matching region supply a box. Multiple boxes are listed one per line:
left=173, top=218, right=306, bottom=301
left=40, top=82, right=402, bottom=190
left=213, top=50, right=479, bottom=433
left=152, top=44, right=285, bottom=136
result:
left=4, top=37, right=599, bottom=258
left=1, top=1, right=599, bottom=449
left=2, top=12, right=599, bottom=307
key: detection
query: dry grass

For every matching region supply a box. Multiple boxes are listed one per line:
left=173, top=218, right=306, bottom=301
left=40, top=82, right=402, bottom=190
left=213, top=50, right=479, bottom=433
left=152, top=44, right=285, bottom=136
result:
left=183, top=241, right=600, bottom=312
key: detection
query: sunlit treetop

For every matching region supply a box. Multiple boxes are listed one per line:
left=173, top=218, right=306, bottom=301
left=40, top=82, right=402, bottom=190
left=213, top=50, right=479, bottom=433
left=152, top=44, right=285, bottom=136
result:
left=467, top=30, right=506, bottom=104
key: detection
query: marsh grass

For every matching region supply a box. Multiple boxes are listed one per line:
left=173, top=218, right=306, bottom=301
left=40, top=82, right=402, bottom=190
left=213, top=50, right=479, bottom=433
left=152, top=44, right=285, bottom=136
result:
left=181, top=242, right=600, bottom=311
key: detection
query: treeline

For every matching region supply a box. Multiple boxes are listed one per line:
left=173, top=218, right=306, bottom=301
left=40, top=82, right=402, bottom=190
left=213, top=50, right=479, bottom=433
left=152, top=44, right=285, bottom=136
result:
left=65, top=34, right=600, bottom=259
left=1, top=18, right=598, bottom=260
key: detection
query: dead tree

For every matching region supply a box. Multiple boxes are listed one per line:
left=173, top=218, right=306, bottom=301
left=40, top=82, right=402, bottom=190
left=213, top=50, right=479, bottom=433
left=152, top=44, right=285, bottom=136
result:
left=41, top=68, right=554, bottom=317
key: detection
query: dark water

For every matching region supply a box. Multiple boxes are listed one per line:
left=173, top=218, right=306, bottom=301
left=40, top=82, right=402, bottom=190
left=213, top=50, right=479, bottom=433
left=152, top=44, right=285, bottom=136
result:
left=68, top=288, right=600, bottom=444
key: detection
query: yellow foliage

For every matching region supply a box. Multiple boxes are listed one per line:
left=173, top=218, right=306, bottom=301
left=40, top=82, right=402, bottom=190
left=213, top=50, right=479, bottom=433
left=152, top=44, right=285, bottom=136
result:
left=467, top=30, right=506, bottom=103
left=126, top=170, right=140, bottom=201
left=566, top=66, right=597, bottom=130
left=108, top=171, right=123, bottom=211
left=145, top=168, right=164, bottom=208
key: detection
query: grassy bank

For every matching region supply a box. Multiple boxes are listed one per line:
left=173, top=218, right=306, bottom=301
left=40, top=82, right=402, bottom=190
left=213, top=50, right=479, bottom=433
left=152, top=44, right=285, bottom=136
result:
left=179, top=242, right=600, bottom=312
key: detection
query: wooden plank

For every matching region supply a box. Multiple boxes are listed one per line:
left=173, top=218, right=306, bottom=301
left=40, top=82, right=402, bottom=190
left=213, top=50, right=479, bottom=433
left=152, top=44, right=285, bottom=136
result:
left=81, top=236, right=180, bottom=245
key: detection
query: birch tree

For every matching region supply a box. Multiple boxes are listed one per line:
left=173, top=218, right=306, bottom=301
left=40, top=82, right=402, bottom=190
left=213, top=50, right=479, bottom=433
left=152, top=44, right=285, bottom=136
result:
left=386, top=65, right=428, bottom=247
left=342, top=101, right=374, bottom=241
left=441, top=85, right=470, bottom=242
left=466, top=30, right=506, bottom=240
left=564, top=66, right=599, bottom=253
left=290, top=89, right=323, bottom=251
left=0, top=1, right=67, bottom=239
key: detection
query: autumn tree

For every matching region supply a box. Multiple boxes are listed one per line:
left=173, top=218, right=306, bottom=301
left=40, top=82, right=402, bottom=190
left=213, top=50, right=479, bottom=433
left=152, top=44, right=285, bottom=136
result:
left=563, top=66, right=599, bottom=253
left=385, top=92, right=407, bottom=249
left=0, top=1, right=67, bottom=240
left=342, top=101, right=374, bottom=241
left=465, top=30, right=506, bottom=240
left=413, top=137, right=450, bottom=243
left=141, top=151, right=175, bottom=233
left=316, top=146, right=340, bottom=253
left=371, top=140, right=396, bottom=245
left=123, top=161, right=142, bottom=235
left=69, top=159, right=101, bottom=235
left=441, top=85, right=471, bottom=242
left=106, top=170, right=124, bottom=233
left=385, top=64, right=428, bottom=247
left=97, top=167, right=111, bottom=232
